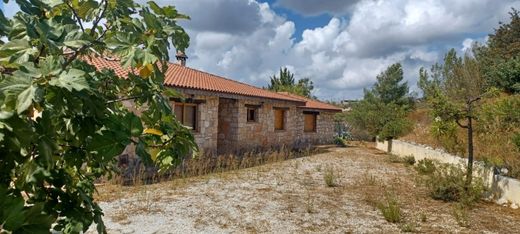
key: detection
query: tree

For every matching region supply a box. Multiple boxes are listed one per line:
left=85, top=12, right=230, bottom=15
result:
left=267, top=67, right=314, bottom=98
left=372, top=63, right=412, bottom=108
left=476, top=8, right=520, bottom=93
left=347, top=63, right=413, bottom=152
left=419, top=50, right=490, bottom=189
left=0, top=1, right=196, bottom=233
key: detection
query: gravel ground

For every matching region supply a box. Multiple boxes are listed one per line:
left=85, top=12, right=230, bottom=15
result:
left=89, top=143, right=520, bottom=233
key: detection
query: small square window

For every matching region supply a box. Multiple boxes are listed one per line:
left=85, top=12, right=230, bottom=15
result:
left=173, top=103, right=198, bottom=131
left=247, top=108, right=257, bottom=122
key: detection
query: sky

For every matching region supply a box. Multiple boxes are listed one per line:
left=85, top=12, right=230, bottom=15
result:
left=2, top=0, right=520, bottom=101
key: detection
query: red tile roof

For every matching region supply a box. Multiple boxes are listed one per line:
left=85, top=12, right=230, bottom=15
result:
left=85, top=56, right=341, bottom=111
left=86, top=56, right=303, bottom=103
left=277, top=92, right=342, bottom=112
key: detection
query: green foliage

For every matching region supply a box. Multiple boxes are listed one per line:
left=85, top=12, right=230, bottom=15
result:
left=403, top=155, right=416, bottom=165
left=347, top=65, right=413, bottom=141
left=372, top=63, right=412, bottom=108
left=422, top=164, right=486, bottom=206
left=415, top=159, right=436, bottom=175
left=0, top=1, right=196, bottom=233
left=477, top=8, right=520, bottom=93
left=377, top=192, right=401, bottom=223
left=267, top=67, right=314, bottom=98
left=333, top=136, right=347, bottom=147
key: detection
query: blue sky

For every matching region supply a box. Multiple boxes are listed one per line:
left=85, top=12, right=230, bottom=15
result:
left=2, top=0, right=520, bottom=100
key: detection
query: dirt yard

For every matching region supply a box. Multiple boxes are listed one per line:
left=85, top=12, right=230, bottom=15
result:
left=90, top=143, right=520, bottom=233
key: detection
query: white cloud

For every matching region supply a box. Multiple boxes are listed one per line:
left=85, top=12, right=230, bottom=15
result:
left=274, top=0, right=360, bottom=16
left=3, top=0, right=520, bottom=100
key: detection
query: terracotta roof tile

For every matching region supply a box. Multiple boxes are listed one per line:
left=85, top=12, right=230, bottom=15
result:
left=277, top=92, right=342, bottom=112
left=85, top=56, right=304, bottom=103
left=85, top=56, right=341, bottom=111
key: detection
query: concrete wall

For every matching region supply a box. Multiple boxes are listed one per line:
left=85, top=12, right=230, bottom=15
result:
left=376, top=139, right=520, bottom=208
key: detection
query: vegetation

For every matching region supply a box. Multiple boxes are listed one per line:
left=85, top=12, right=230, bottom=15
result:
left=267, top=67, right=315, bottom=98
left=323, top=165, right=338, bottom=187
left=415, top=159, right=437, bottom=175
left=412, top=9, right=520, bottom=180
left=476, top=8, right=520, bottom=93
left=377, top=192, right=401, bottom=223
left=347, top=63, right=413, bottom=152
left=421, top=163, right=486, bottom=206
left=0, top=1, right=196, bottom=233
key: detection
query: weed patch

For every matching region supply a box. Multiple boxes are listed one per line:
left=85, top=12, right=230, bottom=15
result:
left=323, top=165, right=338, bottom=187
left=377, top=192, right=401, bottom=223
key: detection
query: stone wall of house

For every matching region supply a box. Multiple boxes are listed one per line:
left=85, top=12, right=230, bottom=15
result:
left=217, top=98, right=239, bottom=154
left=227, top=99, right=337, bottom=153
left=295, top=111, right=336, bottom=145
left=179, top=95, right=219, bottom=155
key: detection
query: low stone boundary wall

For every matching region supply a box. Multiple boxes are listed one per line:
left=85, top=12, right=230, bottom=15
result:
left=376, top=139, right=520, bottom=208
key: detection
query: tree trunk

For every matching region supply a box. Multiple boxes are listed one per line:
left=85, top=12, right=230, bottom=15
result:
left=465, top=109, right=474, bottom=190
left=387, top=138, right=393, bottom=153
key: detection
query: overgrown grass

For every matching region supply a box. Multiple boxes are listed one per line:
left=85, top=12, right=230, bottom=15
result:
left=415, top=159, right=436, bottom=175
left=377, top=192, right=401, bottom=223
left=323, top=165, right=338, bottom=187
left=421, top=163, right=486, bottom=206
left=115, top=146, right=318, bottom=185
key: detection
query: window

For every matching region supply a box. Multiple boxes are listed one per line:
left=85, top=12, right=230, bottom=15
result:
left=274, top=109, right=285, bottom=130
left=247, top=108, right=257, bottom=122
left=304, top=113, right=317, bottom=132
left=174, top=103, right=197, bottom=130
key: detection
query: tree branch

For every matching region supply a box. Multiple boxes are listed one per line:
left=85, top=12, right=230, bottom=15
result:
left=106, top=95, right=145, bottom=104
left=90, top=0, right=108, bottom=38
left=65, top=1, right=85, bottom=33
left=456, top=119, right=468, bottom=129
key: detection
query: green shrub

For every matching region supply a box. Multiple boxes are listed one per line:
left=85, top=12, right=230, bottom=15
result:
left=415, top=159, right=437, bottom=174
left=334, top=136, right=347, bottom=147
left=403, top=155, right=416, bottom=165
left=513, top=132, right=520, bottom=150
left=377, top=192, right=401, bottom=223
left=422, top=164, right=486, bottom=206
left=323, top=165, right=338, bottom=187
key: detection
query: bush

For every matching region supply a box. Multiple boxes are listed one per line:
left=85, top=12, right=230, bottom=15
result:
left=403, top=155, right=416, bottom=165
left=415, top=159, right=437, bottom=174
left=323, top=165, right=338, bottom=187
left=388, top=154, right=402, bottom=163
left=422, top=164, right=486, bottom=206
left=377, top=192, right=401, bottom=223
left=334, top=136, right=347, bottom=147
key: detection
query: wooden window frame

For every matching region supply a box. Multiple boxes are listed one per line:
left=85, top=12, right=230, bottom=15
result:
left=273, top=108, right=286, bottom=131
left=246, top=107, right=258, bottom=122
left=174, top=103, right=198, bottom=132
left=303, top=112, right=318, bottom=133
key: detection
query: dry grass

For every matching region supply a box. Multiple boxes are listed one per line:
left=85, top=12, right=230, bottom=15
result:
left=403, top=103, right=520, bottom=179
left=90, top=143, right=520, bottom=233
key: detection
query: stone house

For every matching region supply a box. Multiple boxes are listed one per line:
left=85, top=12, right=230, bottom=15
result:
left=88, top=54, right=342, bottom=155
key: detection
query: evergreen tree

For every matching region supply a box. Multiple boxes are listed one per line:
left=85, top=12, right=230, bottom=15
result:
left=267, top=67, right=314, bottom=98
left=476, top=8, right=520, bottom=93
left=348, top=63, right=413, bottom=152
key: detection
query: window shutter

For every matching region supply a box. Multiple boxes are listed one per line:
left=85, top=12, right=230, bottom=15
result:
left=304, top=113, right=316, bottom=132
left=274, top=109, right=285, bottom=130
left=184, top=105, right=196, bottom=129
